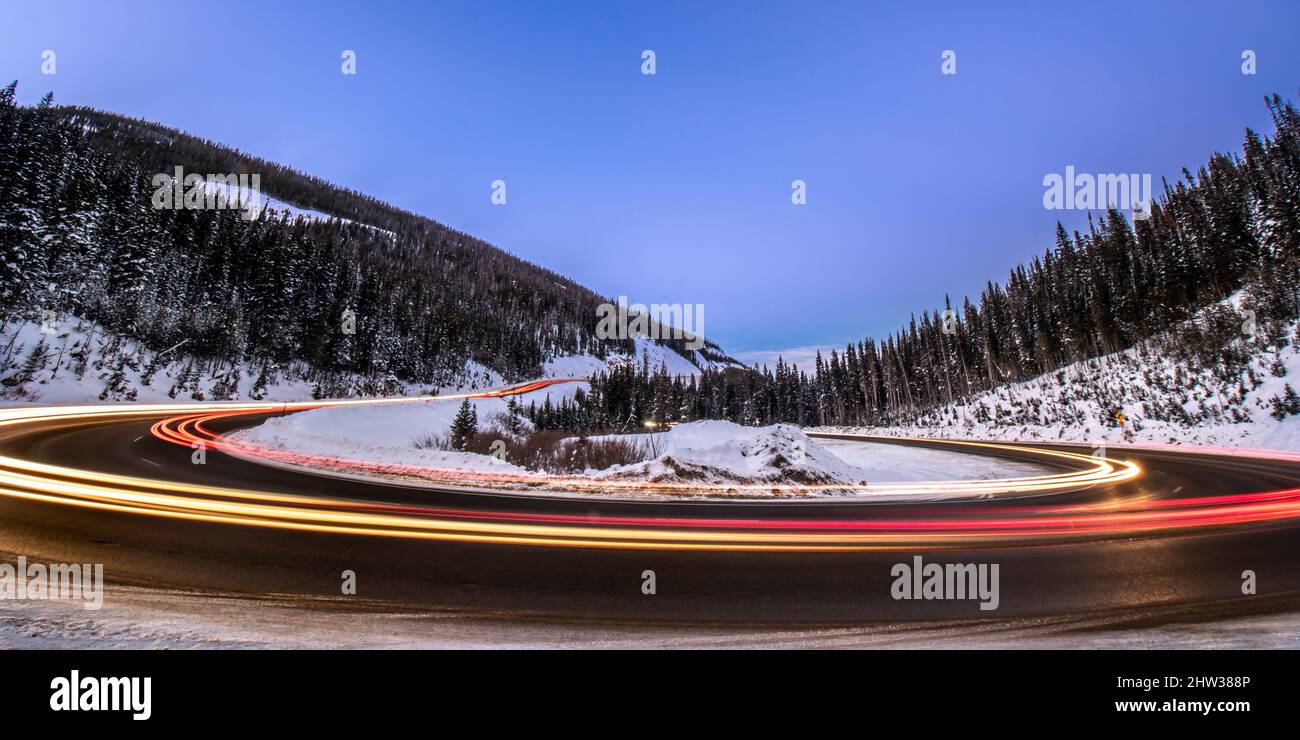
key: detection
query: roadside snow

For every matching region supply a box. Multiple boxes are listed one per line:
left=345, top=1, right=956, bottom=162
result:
left=6, top=582, right=1298, bottom=649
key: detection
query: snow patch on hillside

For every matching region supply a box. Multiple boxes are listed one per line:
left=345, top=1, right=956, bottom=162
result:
left=543, top=338, right=736, bottom=378
left=197, top=178, right=397, bottom=235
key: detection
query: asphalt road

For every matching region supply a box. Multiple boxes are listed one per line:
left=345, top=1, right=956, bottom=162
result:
left=2, top=409, right=1299, bottom=625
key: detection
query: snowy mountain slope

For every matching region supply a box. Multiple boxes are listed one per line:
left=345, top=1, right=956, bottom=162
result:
left=814, top=297, right=1300, bottom=452
left=0, top=314, right=726, bottom=406
left=0, top=315, right=441, bottom=405
left=4, top=98, right=737, bottom=393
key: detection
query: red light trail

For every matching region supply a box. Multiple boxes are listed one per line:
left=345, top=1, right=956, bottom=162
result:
left=0, top=381, right=1297, bottom=551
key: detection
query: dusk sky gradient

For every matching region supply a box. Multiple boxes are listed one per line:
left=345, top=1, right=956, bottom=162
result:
left=3, top=0, right=1298, bottom=367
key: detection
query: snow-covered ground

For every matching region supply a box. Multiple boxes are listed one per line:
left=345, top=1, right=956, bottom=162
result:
left=232, top=404, right=1050, bottom=496
left=228, top=385, right=575, bottom=478
left=587, top=421, right=872, bottom=485
left=583, top=422, right=1046, bottom=485
left=814, top=438, right=1048, bottom=482
left=5, top=583, right=1296, bottom=649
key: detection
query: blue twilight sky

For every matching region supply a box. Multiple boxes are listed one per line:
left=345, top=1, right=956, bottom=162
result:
left=2, top=0, right=1298, bottom=368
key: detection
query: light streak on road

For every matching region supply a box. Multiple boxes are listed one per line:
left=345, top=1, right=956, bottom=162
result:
left=2, top=383, right=1299, bottom=551
left=153, top=412, right=1141, bottom=498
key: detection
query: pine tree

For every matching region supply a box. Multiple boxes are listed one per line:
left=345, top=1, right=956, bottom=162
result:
left=98, top=352, right=135, bottom=401
left=16, top=338, right=49, bottom=385
left=1271, top=384, right=1300, bottom=420
left=504, top=396, right=523, bottom=435
left=139, top=352, right=162, bottom=387
left=450, top=399, right=478, bottom=450
left=249, top=362, right=271, bottom=400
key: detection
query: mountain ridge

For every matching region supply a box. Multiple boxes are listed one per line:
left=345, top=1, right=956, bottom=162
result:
left=0, top=82, right=735, bottom=396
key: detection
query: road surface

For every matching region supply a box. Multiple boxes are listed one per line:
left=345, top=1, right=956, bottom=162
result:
left=2, top=389, right=1299, bottom=630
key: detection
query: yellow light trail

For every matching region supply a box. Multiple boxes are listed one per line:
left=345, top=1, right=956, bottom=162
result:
left=3, top=387, right=1294, bottom=552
